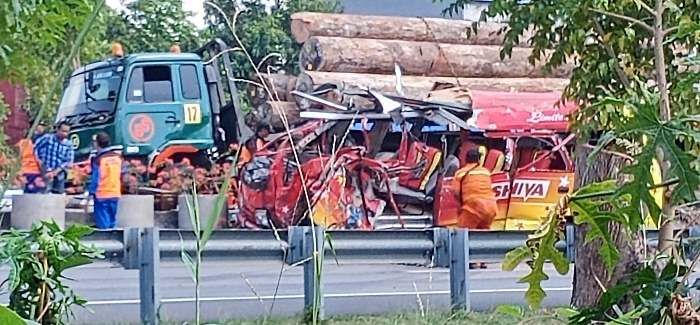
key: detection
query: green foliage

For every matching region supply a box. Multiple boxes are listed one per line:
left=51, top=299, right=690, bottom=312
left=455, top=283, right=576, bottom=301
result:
left=105, top=0, right=201, bottom=53
left=494, top=305, right=525, bottom=319
left=442, top=0, right=700, bottom=133
left=204, top=0, right=341, bottom=79
left=0, top=221, right=103, bottom=324
left=446, top=0, right=700, bottom=315
left=570, top=259, right=687, bottom=324
left=590, top=81, right=700, bottom=231
left=570, top=181, right=622, bottom=271
left=501, top=199, right=569, bottom=308
left=0, top=0, right=110, bottom=122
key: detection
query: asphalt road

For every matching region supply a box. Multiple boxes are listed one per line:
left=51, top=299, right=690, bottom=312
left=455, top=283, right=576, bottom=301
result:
left=1, top=260, right=573, bottom=324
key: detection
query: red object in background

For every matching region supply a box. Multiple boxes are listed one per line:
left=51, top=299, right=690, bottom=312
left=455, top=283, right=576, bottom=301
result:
left=469, top=90, right=577, bottom=133
left=394, top=134, right=442, bottom=192
left=0, top=81, right=30, bottom=145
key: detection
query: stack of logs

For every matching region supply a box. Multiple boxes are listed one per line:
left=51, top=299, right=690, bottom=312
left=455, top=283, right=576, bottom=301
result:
left=253, top=12, right=572, bottom=131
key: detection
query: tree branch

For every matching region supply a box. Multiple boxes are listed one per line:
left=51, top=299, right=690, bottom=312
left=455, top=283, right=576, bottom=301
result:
left=633, top=0, right=656, bottom=15
left=582, top=144, right=634, bottom=161
left=663, top=26, right=678, bottom=37
left=589, top=8, right=654, bottom=33
left=592, top=19, right=632, bottom=88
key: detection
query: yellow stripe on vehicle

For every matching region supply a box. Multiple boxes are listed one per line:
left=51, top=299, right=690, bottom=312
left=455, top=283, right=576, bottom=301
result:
left=420, top=152, right=442, bottom=191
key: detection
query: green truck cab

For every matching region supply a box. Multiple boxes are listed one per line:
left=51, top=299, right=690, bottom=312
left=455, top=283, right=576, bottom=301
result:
left=55, top=40, right=249, bottom=165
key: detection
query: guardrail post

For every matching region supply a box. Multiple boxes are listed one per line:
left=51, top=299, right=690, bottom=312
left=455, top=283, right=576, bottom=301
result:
left=139, top=227, right=160, bottom=325
left=122, top=227, right=140, bottom=270
left=449, top=228, right=470, bottom=311
left=303, top=226, right=325, bottom=322
left=433, top=227, right=450, bottom=267
left=286, top=226, right=305, bottom=265
left=565, top=223, right=576, bottom=263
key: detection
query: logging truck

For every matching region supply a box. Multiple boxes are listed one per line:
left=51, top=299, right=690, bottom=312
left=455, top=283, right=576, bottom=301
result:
left=55, top=39, right=250, bottom=166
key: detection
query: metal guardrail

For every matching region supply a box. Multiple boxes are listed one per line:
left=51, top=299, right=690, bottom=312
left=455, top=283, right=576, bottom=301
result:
left=82, top=226, right=664, bottom=266
left=81, top=227, right=572, bottom=267
left=70, top=226, right=668, bottom=324
left=81, top=227, right=577, bottom=265
left=158, top=229, right=286, bottom=260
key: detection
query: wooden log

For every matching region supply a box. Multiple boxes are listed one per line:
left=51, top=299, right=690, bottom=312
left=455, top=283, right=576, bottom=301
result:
left=264, top=101, right=302, bottom=131
left=251, top=73, right=297, bottom=103
left=296, top=71, right=569, bottom=99
left=300, top=37, right=571, bottom=78
left=291, top=12, right=532, bottom=46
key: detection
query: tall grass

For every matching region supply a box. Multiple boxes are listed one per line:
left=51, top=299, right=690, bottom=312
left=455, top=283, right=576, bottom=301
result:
left=180, top=165, right=234, bottom=325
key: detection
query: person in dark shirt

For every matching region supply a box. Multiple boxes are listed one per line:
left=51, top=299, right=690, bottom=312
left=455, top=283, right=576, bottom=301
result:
left=33, top=122, right=74, bottom=194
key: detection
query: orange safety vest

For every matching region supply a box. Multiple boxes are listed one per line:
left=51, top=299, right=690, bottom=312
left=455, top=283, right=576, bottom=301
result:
left=238, top=138, right=266, bottom=168
left=17, top=138, right=40, bottom=174
left=92, top=151, right=123, bottom=199
left=452, top=164, right=498, bottom=229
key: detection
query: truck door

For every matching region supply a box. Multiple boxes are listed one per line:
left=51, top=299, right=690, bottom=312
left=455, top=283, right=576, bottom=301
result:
left=504, top=134, right=575, bottom=230
left=121, top=64, right=184, bottom=157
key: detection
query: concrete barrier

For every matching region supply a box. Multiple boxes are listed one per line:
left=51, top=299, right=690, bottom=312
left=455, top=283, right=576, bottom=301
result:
left=117, top=195, right=155, bottom=228
left=11, top=194, right=66, bottom=229
left=178, top=195, right=226, bottom=230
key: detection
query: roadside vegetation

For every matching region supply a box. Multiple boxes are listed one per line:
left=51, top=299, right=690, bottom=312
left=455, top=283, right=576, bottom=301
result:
left=162, top=308, right=570, bottom=325
left=445, top=0, right=700, bottom=323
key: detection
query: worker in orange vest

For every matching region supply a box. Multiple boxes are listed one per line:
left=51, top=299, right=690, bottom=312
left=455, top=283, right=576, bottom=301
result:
left=17, top=121, right=47, bottom=193
left=452, top=148, right=498, bottom=230
left=453, top=148, right=498, bottom=269
left=238, top=124, right=271, bottom=168
left=88, top=132, right=123, bottom=229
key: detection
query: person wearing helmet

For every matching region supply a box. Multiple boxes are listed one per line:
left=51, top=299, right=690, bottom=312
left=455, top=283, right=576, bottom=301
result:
left=238, top=124, right=271, bottom=168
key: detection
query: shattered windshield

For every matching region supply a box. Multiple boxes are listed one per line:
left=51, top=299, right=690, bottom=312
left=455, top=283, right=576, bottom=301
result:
left=56, top=66, right=123, bottom=123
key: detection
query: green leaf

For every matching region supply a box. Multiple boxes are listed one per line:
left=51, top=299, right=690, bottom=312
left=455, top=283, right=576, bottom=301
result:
left=555, top=307, right=578, bottom=319
left=201, top=164, right=233, bottom=247
left=502, top=246, right=531, bottom=271
left=56, top=255, right=93, bottom=272
left=543, top=245, right=569, bottom=275
left=63, top=224, right=94, bottom=240
left=571, top=195, right=620, bottom=271
left=659, top=128, right=700, bottom=204
left=0, top=305, right=28, bottom=325
left=184, top=193, right=198, bottom=237
left=519, top=267, right=548, bottom=308
left=324, top=232, right=340, bottom=266
left=178, top=233, right=196, bottom=282
left=494, top=304, right=524, bottom=319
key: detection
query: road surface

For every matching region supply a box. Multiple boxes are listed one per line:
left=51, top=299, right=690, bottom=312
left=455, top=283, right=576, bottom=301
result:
left=1, top=260, right=572, bottom=324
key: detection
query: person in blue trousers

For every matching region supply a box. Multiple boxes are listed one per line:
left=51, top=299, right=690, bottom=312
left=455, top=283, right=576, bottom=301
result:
left=88, top=132, right=123, bottom=229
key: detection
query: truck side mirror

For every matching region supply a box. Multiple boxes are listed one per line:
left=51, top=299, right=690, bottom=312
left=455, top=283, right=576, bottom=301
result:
left=107, top=90, right=117, bottom=101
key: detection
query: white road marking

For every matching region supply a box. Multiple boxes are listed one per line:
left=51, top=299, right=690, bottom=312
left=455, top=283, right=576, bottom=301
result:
left=405, top=269, right=450, bottom=273
left=85, top=287, right=572, bottom=306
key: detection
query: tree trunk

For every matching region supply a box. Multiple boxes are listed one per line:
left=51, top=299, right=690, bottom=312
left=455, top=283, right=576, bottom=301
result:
left=571, top=144, right=645, bottom=308
left=299, top=36, right=572, bottom=78
left=296, top=71, right=569, bottom=99
left=291, top=12, right=533, bottom=46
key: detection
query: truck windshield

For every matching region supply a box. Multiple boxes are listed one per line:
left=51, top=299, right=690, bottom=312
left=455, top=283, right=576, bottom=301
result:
left=56, top=66, right=122, bottom=123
